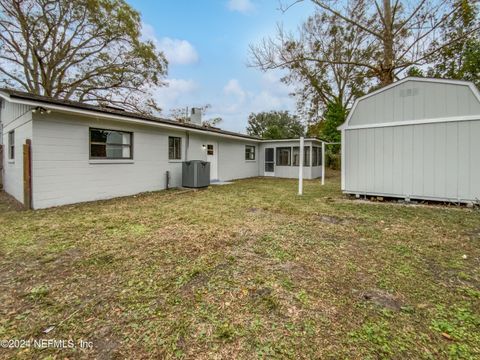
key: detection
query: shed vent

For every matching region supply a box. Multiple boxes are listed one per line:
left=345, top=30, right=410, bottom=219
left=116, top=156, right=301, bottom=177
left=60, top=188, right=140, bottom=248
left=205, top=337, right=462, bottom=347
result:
left=399, top=88, right=419, bottom=97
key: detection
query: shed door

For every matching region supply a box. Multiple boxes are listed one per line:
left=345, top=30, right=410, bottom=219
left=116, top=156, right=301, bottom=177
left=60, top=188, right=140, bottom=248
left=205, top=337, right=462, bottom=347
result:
left=264, top=148, right=275, bottom=176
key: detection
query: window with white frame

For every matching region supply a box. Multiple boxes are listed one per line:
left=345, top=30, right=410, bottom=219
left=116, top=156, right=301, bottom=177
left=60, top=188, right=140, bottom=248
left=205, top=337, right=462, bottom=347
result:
left=8, top=130, right=14, bottom=160
left=245, top=145, right=255, bottom=160
left=206, top=144, right=214, bottom=155
left=169, top=136, right=182, bottom=160
left=90, top=128, right=132, bottom=159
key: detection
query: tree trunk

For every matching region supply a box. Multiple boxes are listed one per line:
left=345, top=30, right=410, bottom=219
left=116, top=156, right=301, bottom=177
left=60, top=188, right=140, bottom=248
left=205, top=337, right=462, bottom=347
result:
left=381, top=0, right=395, bottom=85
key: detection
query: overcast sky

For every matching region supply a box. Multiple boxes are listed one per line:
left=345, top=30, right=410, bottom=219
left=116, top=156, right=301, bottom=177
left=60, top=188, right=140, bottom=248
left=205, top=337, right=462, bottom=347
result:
left=127, top=0, right=315, bottom=133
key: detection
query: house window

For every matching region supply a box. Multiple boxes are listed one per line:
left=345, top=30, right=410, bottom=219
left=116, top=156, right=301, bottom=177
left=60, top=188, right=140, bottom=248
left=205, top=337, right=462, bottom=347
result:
left=276, top=147, right=291, bottom=166
left=207, top=144, right=214, bottom=155
left=169, top=137, right=182, bottom=160
left=312, top=146, right=322, bottom=166
left=292, top=146, right=311, bottom=166
left=245, top=145, right=255, bottom=160
left=8, top=130, right=14, bottom=160
left=90, top=128, right=132, bottom=159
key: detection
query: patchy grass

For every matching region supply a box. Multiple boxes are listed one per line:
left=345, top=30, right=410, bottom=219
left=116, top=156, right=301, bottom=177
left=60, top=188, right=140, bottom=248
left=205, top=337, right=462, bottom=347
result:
left=0, top=173, right=479, bottom=359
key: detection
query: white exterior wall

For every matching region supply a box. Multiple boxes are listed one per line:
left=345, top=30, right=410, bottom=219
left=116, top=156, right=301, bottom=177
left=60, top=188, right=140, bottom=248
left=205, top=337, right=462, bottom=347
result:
left=342, top=78, right=480, bottom=203
left=185, top=135, right=259, bottom=181
left=30, top=113, right=261, bottom=208
left=1, top=101, right=33, bottom=204
left=218, top=140, right=259, bottom=180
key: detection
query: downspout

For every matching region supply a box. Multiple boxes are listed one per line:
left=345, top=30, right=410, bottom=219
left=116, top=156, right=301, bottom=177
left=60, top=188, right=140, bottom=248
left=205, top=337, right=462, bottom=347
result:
left=186, top=131, right=190, bottom=161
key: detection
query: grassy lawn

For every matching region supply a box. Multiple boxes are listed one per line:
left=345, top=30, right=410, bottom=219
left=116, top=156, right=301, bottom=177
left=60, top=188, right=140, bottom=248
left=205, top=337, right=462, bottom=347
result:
left=0, top=174, right=479, bottom=359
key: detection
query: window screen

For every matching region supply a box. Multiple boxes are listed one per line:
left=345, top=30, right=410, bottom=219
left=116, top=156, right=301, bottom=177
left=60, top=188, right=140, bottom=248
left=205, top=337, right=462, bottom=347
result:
left=276, top=147, right=291, bottom=166
left=292, top=146, right=310, bottom=166
left=312, top=146, right=322, bottom=166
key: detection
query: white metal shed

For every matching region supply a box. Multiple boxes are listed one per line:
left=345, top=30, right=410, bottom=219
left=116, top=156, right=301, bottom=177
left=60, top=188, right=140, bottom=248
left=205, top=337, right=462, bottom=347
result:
left=339, top=77, right=480, bottom=203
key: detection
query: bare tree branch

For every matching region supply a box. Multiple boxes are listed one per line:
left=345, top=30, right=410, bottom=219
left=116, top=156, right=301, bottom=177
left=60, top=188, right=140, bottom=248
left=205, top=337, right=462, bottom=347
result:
left=0, top=0, right=168, bottom=115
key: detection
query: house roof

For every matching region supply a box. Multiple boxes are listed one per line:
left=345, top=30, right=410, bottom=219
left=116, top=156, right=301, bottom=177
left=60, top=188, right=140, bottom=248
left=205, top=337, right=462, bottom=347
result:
left=0, top=88, right=261, bottom=141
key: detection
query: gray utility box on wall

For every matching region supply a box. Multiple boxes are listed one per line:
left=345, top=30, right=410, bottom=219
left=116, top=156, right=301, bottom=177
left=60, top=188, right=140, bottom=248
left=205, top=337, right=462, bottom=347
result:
left=182, top=161, right=210, bottom=188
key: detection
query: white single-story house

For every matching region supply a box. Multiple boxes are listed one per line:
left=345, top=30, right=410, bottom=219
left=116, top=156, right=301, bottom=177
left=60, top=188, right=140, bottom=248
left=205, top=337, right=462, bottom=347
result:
left=339, top=77, right=480, bottom=203
left=0, top=89, right=325, bottom=209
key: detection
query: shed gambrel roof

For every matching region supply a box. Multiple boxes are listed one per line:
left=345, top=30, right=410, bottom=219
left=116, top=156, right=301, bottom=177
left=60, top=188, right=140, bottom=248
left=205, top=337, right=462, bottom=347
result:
left=339, top=78, right=480, bottom=130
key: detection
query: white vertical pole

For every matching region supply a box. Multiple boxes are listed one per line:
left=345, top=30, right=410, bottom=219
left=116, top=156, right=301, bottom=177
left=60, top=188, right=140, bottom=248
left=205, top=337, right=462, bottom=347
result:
left=321, top=141, right=325, bottom=185
left=298, top=137, right=304, bottom=195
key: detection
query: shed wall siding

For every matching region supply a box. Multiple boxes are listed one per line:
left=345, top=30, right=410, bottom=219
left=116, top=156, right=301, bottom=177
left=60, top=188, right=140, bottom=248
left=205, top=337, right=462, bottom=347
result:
left=344, top=120, right=480, bottom=202
left=349, top=81, right=480, bottom=126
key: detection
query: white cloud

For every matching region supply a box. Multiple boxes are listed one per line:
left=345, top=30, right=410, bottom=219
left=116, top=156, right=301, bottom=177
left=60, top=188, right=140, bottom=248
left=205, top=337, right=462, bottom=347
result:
left=227, top=0, right=255, bottom=14
left=224, top=79, right=246, bottom=101
left=213, top=77, right=295, bottom=132
left=250, top=90, right=284, bottom=111
left=158, top=38, right=199, bottom=65
left=141, top=23, right=199, bottom=65
left=152, top=78, right=199, bottom=110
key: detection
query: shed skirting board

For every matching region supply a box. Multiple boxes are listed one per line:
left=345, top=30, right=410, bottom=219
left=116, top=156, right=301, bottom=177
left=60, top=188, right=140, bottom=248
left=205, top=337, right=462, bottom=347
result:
left=343, top=190, right=476, bottom=204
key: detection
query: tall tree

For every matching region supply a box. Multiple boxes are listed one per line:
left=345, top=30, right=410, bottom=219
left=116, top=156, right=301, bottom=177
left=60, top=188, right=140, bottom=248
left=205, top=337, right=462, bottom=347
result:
left=246, top=111, right=304, bottom=139
left=426, top=0, right=480, bottom=88
left=250, top=8, right=369, bottom=122
left=307, top=101, right=345, bottom=153
left=253, top=0, right=480, bottom=87
left=0, top=0, right=167, bottom=114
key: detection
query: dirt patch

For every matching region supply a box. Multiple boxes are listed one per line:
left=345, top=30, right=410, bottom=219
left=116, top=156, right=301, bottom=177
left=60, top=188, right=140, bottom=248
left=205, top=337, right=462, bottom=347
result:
left=180, top=272, right=210, bottom=296
left=315, top=214, right=357, bottom=225
left=274, top=261, right=312, bottom=280
left=250, top=287, right=273, bottom=299
left=94, top=327, right=122, bottom=360
left=464, top=228, right=480, bottom=240
left=361, top=289, right=403, bottom=311
left=0, top=191, right=25, bottom=211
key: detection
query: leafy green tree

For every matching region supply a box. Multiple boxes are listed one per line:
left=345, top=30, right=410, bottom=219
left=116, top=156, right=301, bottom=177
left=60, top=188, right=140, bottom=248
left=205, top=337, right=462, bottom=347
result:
left=416, top=0, right=480, bottom=88
left=307, top=101, right=346, bottom=153
left=246, top=111, right=304, bottom=139
left=0, top=0, right=167, bottom=114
